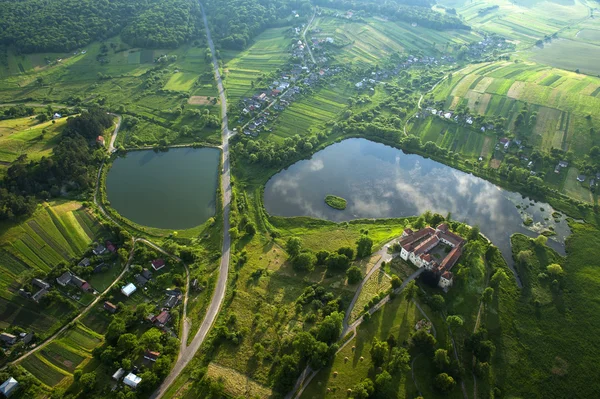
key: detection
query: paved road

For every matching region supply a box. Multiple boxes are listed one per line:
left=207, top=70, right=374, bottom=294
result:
left=107, top=113, right=122, bottom=153
left=149, top=2, right=233, bottom=397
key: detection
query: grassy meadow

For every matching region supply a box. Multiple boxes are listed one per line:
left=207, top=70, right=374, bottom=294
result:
left=487, top=224, right=600, bottom=398
left=0, top=37, right=221, bottom=147
left=311, top=15, right=481, bottom=66
left=438, top=0, right=591, bottom=48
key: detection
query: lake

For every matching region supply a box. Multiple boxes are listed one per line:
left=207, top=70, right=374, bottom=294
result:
left=264, top=139, right=570, bottom=278
left=106, top=147, right=220, bottom=230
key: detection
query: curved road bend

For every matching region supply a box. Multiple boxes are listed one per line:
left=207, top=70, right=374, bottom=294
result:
left=149, top=2, right=233, bottom=398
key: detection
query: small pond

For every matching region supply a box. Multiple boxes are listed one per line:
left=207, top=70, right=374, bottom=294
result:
left=106, top=147, right=220, bottom=230
left=264, top=139, right=571, bottom=281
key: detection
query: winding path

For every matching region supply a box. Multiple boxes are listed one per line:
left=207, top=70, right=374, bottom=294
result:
left=149, top=2, right=233, bottom=397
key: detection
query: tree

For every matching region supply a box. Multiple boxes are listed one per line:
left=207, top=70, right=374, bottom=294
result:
left=434, top=373, right=456, bottom=393
left=481, top=287, right=494, bottom=309
left=404, top=280, right=417, bottom=300
left=352, top=378, right=374, bottom=399
left=410, top=329, right=437, bottom=352
left=374, top=370, right=393, bottom=394
left=388, top=347, right=410, bottom=373
left=469, top=225, right=480, bottom=240
left=490, top=269, right=509, bottom=287
left=346, top=266, right=362, bottom=284
left=79, top=372, right=96, bottom=392
left=337, top=247, right=354, bottom=259
left=356, top=236, right=373, bottom=258
left=286, top=237, right=302, bottom=257
left=117, top=333, right=139, bottom=353
left=292, top=252, right=316, bottom=272
left=446, top=315, right=464, bottom=331
left=370, top=338, right=389, bottom=367
left=547, top=263, right=564, bottom=276
left=434, top=349, right=450, bottom=371
left=391, top=274, right=401, bottom=289
left=325, top=253, right=351, bottom=271
left=429, top=294, right=445, bottom=311
left=316, top=311, right=343, bottom=344
left=534, top=234, right=548, bottom=246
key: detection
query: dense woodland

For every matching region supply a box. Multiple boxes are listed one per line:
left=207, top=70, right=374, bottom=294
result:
left=0, top=0, right=200, bottom=53
left=0, top=108, right=111, bottom=220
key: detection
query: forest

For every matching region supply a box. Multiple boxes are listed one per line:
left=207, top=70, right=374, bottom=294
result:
left=0, top=108, right=111, bottom=220
left=0, top=0, right=200, bottom=53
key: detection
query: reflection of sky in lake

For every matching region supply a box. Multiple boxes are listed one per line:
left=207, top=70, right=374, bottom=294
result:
left=264, top=139, right=570, bottom=275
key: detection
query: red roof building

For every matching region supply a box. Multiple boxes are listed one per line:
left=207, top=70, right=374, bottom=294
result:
left=153, top=311, right=170, bottom=327
left=151, top=259, right=165, bottom=271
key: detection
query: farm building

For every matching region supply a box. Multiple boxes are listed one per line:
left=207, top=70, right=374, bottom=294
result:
left=144, top=350, right=160, bottom=362
left=70, top=275, right=91, bottom=292
left=152, top=311, right=171, bottom=327
left=151, top=259, right=166, bottom=271
left=104, top=301, right=117, bottom=314
left=56, top=271, right=73, bottom=286
left=123, top=373, right=141, bottom=389
left=0, top=377, right=18, bottom=397
left=93, top=243, right=106, bottom=255
left=0, top=333, right=16, bottom=346
left=78, top=258, right=91, bottom=267
left=121, top=283, right=137, bottom=297
left=112, top=368, right=125, bottom=381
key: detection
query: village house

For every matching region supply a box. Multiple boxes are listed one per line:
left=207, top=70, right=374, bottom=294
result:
left=106, top=241, right=117, bottom=253
left=142, top=268, right=153, bottom=280
left=104, top=301, right=117, bottom=314
left=0, top=333, right=17, bottom=346
left=577, top=174, right=586, bottom=182
left=398, top=224, right=467, bottom=290
left=0, top=377, right=18, bottom=397
left=121, top=283, right=137, bottom=297
left=19, top=332, right=33, bottom=344
left=52, top=113, right=62, bottom=119
left=164, top=290, right=182, bottom=308
left=144, top=350, right=160, bottom=362
left=56, top=271, right=73, bottom=287
left=135, top=274, right=149, bottom=286
left=78, top=258, right=91, bottom=267
left=151, top=259, right=165, bottom=271
left=152, top=310, right=170, bottom=327
left=93, top=243, right=106, bottom=255
left=123, top=373, right=141, bottom=389
left=96, top=136, right=105, bottom=147
left=70, top=275, right=91, bottom=292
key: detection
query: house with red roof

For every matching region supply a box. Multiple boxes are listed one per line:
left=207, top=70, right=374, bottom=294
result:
left=151, top=259, right=165, bottom=271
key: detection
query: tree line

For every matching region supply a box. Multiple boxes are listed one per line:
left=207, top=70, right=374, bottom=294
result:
left=0, top=0, right=201, bottom=53
left=0, top=107, right=111, bottom=220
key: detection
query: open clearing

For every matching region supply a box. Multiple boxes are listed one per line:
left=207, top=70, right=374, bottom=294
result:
left=163, top=72, right=197, bottom=91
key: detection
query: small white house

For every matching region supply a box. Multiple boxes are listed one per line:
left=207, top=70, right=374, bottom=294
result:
left=53, top=113, right=62, bottom=119
left=0, top=377, right=18, bottom=397
left=123, top=373, right=141, bottom=389
left=121, top=283, right=137, bottom=297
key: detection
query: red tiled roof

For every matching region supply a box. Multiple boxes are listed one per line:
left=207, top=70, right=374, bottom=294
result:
left=441, top=271, right=453, bottom=279
left=154, top=311, right=170, bottom=325
left=440, top=246, right=462, bottom=271
left=413, top=235, right=439, bottom=255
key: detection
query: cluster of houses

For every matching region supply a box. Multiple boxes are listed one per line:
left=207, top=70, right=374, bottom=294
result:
left=0, top=331, right=33, bottom=348
left=110, top=345, right=162, bottom=389
left=554, top=160, right=599, bottom=189
left=112, top=259, right=180, bottom=332
left=239, top=64, right=340, bottom=136
left=398, top=223, right=467, bottom=290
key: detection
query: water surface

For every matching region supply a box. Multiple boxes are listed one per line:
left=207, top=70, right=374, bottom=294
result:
left=264, top=139, right=570, bottom=276
left=106, top=147, right=220, bottom=229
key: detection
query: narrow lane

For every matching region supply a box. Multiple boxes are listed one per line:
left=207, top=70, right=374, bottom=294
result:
left=149, top=2, right=233, bottom=397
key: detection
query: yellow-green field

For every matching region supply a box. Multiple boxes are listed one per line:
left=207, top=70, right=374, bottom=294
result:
left=0, top=116, right=67, bottom=165
left=431, top=61, right=600, bottom=157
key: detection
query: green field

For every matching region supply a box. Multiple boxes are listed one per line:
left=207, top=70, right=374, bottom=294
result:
left=163, top=72, right=198, bottom=91
left=0, top=115, right=67, bottom=166
left=430, top=61, right=600, bottom=159
left=311, top=15, right=481, bottom=66
left=0, top=201, right=106, bottom=338
left=20, top=354, right=70, bottom=387
left=223, top=27, right=292, bottom=104
left=528, top=39, right=600, bottom=76
left=438, top=0, right=591, bottom=49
